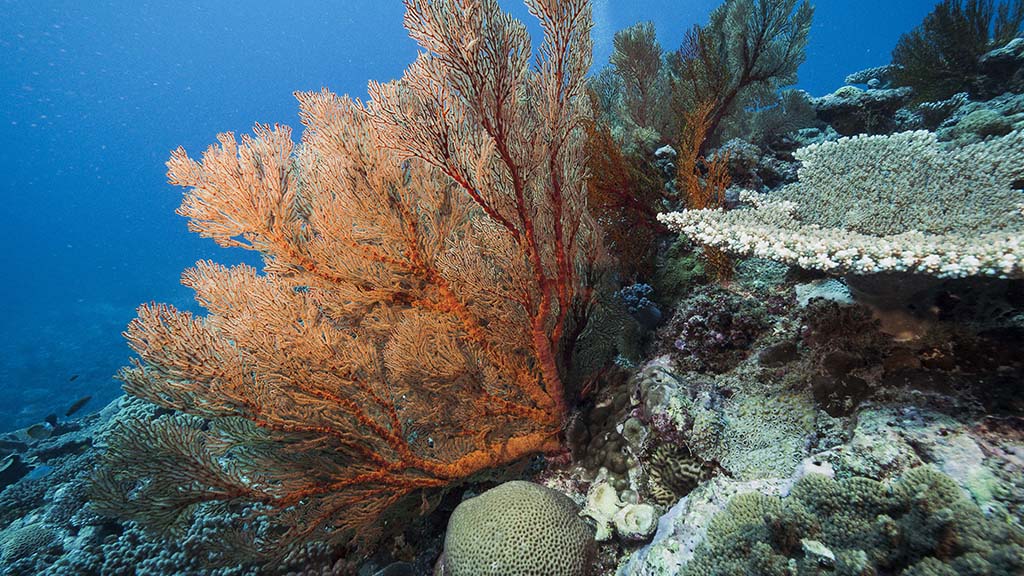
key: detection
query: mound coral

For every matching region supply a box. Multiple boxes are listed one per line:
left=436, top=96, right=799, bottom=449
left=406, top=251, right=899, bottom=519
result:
left=659, top=129, right=1024, bottom=279
left=1, top=522, right=59, bottom=563
left=440, top=481, right=595, bottom=576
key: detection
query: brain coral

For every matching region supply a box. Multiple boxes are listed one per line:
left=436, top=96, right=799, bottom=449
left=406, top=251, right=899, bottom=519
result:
left=659, top=130, right=1024, bottom=279
left=441, top=481, right=595, bottom=576
left=1, top=522, right=59, bottom=562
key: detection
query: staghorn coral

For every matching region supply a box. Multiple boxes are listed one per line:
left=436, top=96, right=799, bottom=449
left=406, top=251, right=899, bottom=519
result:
left=892, top=0, right=1024, bottom=102
left=91, top=0, right=603, bottom=563
left=50, top=517, right=263, bottom=576
left=919, top=91, right=971, bottom=128
left=659, top=129, right=1024, bottom=279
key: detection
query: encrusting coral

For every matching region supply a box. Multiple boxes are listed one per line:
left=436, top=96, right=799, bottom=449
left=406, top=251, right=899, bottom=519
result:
left=659, top=129, right=1024, bottom=279
left=1, top=522, right=59, bottom=563
left=662, top=285, right=770, bottom=374
left=90, top=0, right=605, bottom=563
left=681, top=467, right=1024, bottom=576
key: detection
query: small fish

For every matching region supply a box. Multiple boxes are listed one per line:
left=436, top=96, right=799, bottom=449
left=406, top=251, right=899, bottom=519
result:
left=23, top=464, right=52, bottom=481
left=65, top=395, right=92, bottom=417
left=68, top=374, right=79, bottom=382
left=0, top=454, right=16, bottom=473
left=25, top=423, right=52, bottom=441
left=372, top=562, right=414, bottom=576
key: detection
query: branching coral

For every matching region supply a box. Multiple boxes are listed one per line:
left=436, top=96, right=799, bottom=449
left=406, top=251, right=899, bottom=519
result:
left=892, top=0, right=1024, bottom=102
left=659, top=129, right=1024, bottom=279
left=610, top=21, right=664, bottom=131
left=592, top=21, right=673, bottom=144
left=585, top=22, right=674, bottom=277
left=718, top=88, right=818, bottom=147
left=584, top=99, right=667, bottom=278
left=91, top=0, right=602, bottom=562
left=669, top=0, right=814, bottom=154
left=677, top=101, right=735, bottom=281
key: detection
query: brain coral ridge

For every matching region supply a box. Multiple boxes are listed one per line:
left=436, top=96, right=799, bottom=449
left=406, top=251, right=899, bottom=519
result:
left=659, top=129, right=1024, bottom=279
left=441, top=481, right=595, bottom=576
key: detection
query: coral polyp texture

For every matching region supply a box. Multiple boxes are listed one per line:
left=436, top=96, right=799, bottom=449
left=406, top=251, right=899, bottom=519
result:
left=677, top=467, right=1024, bottom=576
left=659, top=129, right=1024, bottom=278
left=441, top=481, right=595, bottom=576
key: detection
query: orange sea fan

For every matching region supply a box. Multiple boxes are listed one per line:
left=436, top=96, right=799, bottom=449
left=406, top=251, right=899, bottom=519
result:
left=91, top=0, right=603, bottom=562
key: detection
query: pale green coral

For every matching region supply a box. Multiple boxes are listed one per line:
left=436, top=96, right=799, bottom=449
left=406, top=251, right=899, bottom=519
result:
left=652, top=239, right=707, bottom=306
left=702, top=369, right=817, bottom=479
left=640, top=360, right=816, bottom=481
left=680, top=467, right=1024, bottom=576
left=948, top=109, right=1014, bottom=144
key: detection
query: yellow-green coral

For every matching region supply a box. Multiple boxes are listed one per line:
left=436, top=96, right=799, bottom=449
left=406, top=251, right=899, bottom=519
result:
left=647, top=443, right=716, bottom=506
left=682, top=467, right=1024, bottom=576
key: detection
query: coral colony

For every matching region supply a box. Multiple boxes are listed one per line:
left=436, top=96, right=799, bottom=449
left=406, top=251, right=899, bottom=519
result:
left=2, top=0, right=1024, bottom=575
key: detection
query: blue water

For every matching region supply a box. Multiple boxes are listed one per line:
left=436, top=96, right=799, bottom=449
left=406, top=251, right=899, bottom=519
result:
left=0, top=0, right=940, bottom=430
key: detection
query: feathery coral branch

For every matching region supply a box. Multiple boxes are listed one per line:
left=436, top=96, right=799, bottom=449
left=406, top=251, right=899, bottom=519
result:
left=94, top=0, right=602, bottom=562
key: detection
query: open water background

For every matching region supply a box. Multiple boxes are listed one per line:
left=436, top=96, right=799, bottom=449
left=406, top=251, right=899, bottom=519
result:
left=0, top=0, right=940, bottom=429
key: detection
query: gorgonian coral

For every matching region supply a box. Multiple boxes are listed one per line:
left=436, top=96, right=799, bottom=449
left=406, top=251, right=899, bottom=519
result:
left=91, top=0, right=603, bottom=563
left=892, top=0, right=1024, bottom=102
